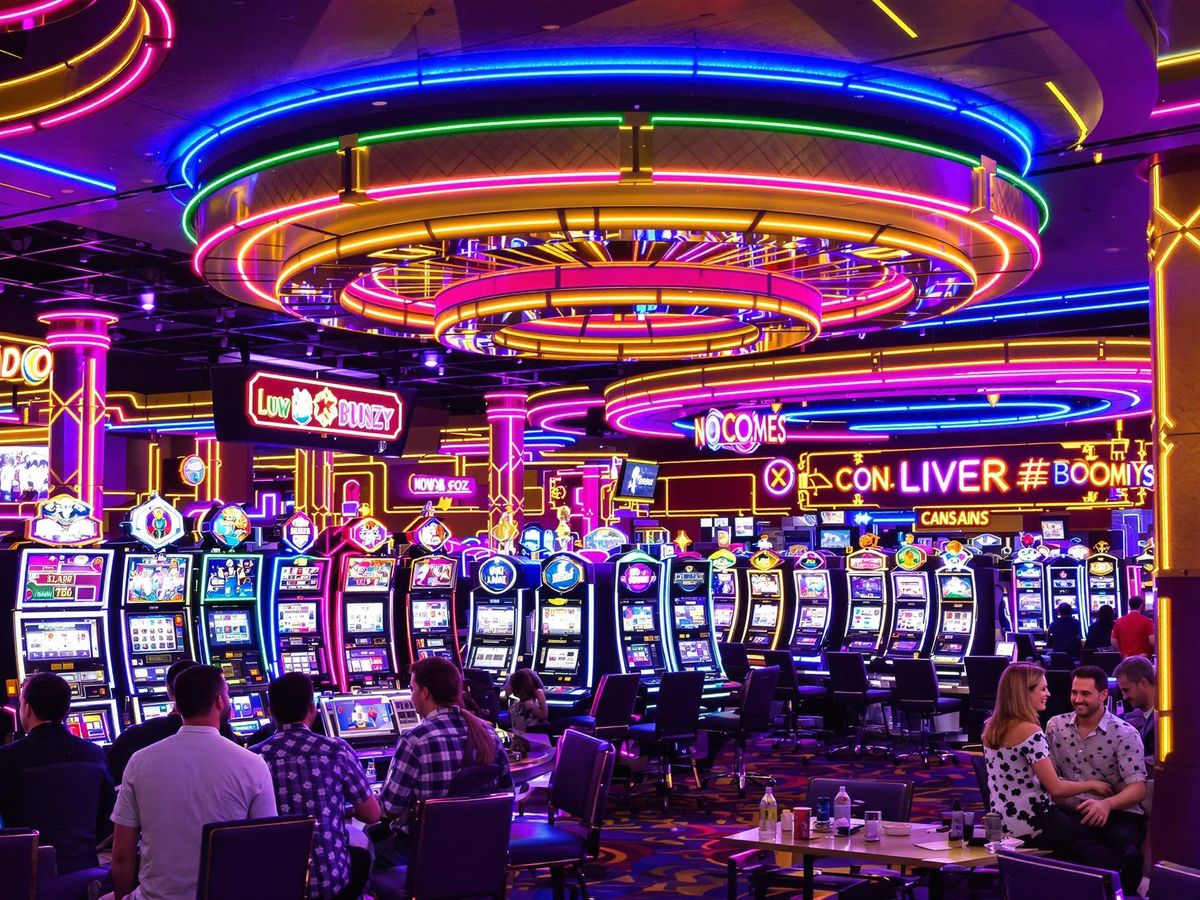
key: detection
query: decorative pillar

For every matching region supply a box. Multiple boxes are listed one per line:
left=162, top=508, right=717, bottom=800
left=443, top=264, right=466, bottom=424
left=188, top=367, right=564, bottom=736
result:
left=485, top=391, right=526, bottom=545
left=1146, top=150, right=1200, bottom=868
left=37, top=308, right=116, bottom=517
left=295, top=449, right=336, bottom=530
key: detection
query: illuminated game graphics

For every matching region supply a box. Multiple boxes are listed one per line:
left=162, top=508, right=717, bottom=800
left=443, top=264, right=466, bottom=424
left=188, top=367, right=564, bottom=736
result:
left=27, top=494, right=103, bottom=546
left=127, top=495, right=184, bottom=551
left=280, top=510, right=317, bottom=554
left=204, top=504, right=251, bottom=550
left=345, top=516, right=390, bottom=554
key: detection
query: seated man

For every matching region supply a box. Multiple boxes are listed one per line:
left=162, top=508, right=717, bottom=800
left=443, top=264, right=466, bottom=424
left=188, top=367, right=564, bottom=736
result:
left=1045, top=665, right=1148, bottom=895
left=375, top=657, right=511, bottom=867
left=1114, top=655, right=1157, bottom=770
left=252, top=673, right=381, bottom=900
left=1112, top=596, right=1154, bottom=658
left=106, top=659, right=198, bottom=784
left=107, top=665, right=277, bottom=900
left=0, top=672, right=115, bottom=873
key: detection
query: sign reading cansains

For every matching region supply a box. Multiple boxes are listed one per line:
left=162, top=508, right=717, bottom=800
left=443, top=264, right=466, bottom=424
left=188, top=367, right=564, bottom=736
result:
left=795, top=429, right=1153, bottom=513
left=211, top=366, right=414, bottom=455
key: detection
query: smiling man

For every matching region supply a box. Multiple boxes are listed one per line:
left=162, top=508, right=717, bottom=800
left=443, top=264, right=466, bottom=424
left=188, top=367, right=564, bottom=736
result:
left=1044, top=665, right=1147, bottom=894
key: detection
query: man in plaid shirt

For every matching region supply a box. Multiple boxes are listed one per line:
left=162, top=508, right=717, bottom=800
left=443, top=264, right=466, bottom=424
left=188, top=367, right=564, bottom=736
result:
left=253, top=674, right=381, bottom=899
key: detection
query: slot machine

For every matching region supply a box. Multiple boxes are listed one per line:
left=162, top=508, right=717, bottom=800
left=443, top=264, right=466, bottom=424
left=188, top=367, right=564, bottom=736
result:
left=840, top=545, right=891, bottom=660
left=466, top=553, right=538, bottom=680
left=928, top=541, right=990, bottom=679
left=13, top=496, right=118, bottom=745
left=1084, top=544, right=1125, bottom=621
left=533, top=551, right=596, bottom=708
left=266, top=510, right=335, bottom=688
left=400, top=515, right=462, bottom=666
left=739, top=549, right=792, bottom=648
left=1010, top=536, right=1050, bottom=639
left=611, top=550, right=668, bottom=689
left=1046, top=545, right=1089, bottom=636
left=117, top=495, right=195, bottom=723
left=709, top=548, right=743, bottom=643
left=328, top=516, right=400, bottom=692
left=319, top=691, right=421, bottom=789
left=883, top=542, right=934, bottom=660
left=662, top=556, right=728, bottom=696
left=1133, top=544, right=1155, bottom=614
left=786, top=550, right=836, bottom=671
left=196, top=503, right=269, bottom=739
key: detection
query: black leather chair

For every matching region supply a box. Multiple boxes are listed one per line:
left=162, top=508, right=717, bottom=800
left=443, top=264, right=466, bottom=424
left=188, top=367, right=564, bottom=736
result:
left=1152, top=861, right=1200, bottom=896
left=826, top=652, right=893, bottom=757
left=1080, top=649, right=1123, bottom=675
left=196, top=815, right=315, bottom=900
left=1011, top=632, right=1038, bottom=662
left=554, top=672, right=640, bottom=744
left=509, top=729, right=616, bottom=899
left=372, top=793, right=514, bottom=900
left=804, top=777, right=913, bottom=822
left=0, top=828, right=37, bottom=900
left=1048, top=651, right=1075, bottom=670
left=448, top=764, right=505, bottom=797
left=891, top=658, right=961, bottom=766
left=718, top=642, right=751, bottom=684
left=964, top=655, right=1008, bottom=741
left=11, top=762, right=112, bottom=874
left=998, top=849, right=1122, bottom=900
left=971, top=754, right=991, bottom=812
left=701, top=665, right=780, bottom=798
left=1042, top=668, right=1075, bottom=724
left=463, top=667, right=503, bottom=723
left=626, top=671, right=707, bottom=811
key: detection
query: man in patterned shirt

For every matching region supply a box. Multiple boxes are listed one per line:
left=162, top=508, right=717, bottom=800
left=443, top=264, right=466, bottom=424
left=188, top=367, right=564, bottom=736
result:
left=253, top=673, right=380, bottom=899
left=1045, top=665, right=1147, bottom=894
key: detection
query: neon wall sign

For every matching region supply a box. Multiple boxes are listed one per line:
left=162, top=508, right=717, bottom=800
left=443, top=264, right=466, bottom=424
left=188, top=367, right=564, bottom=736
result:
left=406, top=474, right=477, bottom=498
left=695, top=408, right=787, bottom=454
left=0, top=339, right=51, bottom=386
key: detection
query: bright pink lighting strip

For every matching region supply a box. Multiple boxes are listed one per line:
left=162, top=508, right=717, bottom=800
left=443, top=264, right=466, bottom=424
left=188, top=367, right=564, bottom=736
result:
left=0, top=0, right=75, bottom=25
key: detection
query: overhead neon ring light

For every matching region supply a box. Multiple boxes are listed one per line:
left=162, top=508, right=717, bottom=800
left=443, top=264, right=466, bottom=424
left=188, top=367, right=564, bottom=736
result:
left=604, top=338, right=1151, bottom=439
left=431, top=263, right=823, bottom=359
left=0, top=0, right=173, bottom=138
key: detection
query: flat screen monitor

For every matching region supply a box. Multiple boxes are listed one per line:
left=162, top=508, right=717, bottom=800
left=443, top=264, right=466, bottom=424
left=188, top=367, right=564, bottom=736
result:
left=229, top=692, right=266, bottom=722
left=624, top=643, right=655, bottom=669
left=542, top=606, right=582, bottom=635
left=410, top=557, right=456, bottom=590
left=342, top=557, right=394, bottom=592
left=938, top=574, right=974, bottom=600
left=140, top=701, right=173, bottom=721
left=820, top=529, right=851, bottom=550
left=820, top=510, right=846, bottom=525
left=411, top=599, right=450, bottom=629
left=621, top=603, right=657, bottom=632
left=616, top=460, right=659, bottom=500
left=278, top=559, right=326, bottom=593
left=1041, top=519, right=1067, bottom=541
left=796, top=573, right=829, bottom=599
left=850, top=575, right=884, bottom=599
left=894, top=575, right=926, bottom=599
left=20, top=551, right=108, bottom=605
left=896, top=608, right=927, bottom=632
left=734, top=517, right=755, bottom=538
left=712, top=570, right=736, bottom=597
left=475, top=607, right=515, bottom=637
left=713, top=605, right=734, bottom=627
left=1015, top=562, right=1042, bottom=581
left=471, top=646, right=509, bottom=669
left=942, top=609, right=973, bottom=634
left=281, top=651, right=321, bottom=675
left=994, top=640, right=1017, bottom=660
left=544, top=647, right=579, bottom=670
left=673, top=603, right=707, bottom=629
left=346, top=647, right=388, bottom=672
left=850, top=605, right=882, bottom=631
left=202, top=555, right=260, bottom=601
left=327, top=695, right=398, bottom=739
left=750, top=604, right=778, bottom=628
left=798, top=605, right=828, bottom=629
left=679, top=639, right=713, bottom=665
left=128, top=612, right=186, bottom=654
left=207, top=609, right=252, bottom=645
left=124, top=554, right=189, bottom=604
left=277, top=601, right=319, bottom=635
left=748, top=571, right=781, bottom=599
left=64, top=709, right=112, bottom=744
left=23, top=618, right=97, bottom=661
left=346, top=602, right=385, bottom=634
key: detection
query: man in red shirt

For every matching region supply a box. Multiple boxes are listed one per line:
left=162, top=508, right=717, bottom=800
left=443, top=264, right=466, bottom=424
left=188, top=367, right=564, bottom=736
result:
left=1112, top=596, right=1155, bottom=658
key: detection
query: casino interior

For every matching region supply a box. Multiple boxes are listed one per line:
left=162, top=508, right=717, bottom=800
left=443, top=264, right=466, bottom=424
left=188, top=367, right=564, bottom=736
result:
left=0, top=2, right=1198, bottom=898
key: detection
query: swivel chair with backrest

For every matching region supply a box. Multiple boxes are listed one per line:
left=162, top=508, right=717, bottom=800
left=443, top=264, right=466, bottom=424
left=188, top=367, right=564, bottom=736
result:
left=196, top=815, right=315, bottom=900
left=718, top=642, right=751, bottom=684
left=553, top=672, right=640, bottom=744
left=1080, top=649, right=1122, bottom=675
left=626, top=671, right=708, bottom=811
left=700, top=665, right=780, bottom=798
left=998, top=850, right=1122, bottom=900
left=761, top=649, right=827, bottom=752
left=462, top=667, right=503, bottom=723
left=964, top=655, right=1008, bottom=742
left=826, top=652, right=893, bottom=757
left=891, top=657, right=962, bottom=766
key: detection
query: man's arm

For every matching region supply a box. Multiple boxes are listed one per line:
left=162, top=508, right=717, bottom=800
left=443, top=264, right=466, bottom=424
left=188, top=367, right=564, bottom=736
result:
left=111, top=824, right=139, bottom=900
left=340, top=744, right=381, bottom=824
left=378, top=738, right=419, bottom=822
left=247, top=757, right=278, bottom=819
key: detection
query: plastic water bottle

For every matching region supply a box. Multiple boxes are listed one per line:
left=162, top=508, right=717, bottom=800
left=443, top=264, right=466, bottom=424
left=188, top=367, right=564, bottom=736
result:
left=758, top=785, right=779, bottom=839
left=833, top=784, right=852, bottom=834
left=949, top=800, right=965, bottom=847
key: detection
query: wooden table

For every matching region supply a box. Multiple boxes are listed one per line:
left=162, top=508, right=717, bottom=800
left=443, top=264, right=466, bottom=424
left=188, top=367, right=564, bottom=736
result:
left=721, top=821, right=998, bottom=900
left=509, top=744, right=554, bottom=785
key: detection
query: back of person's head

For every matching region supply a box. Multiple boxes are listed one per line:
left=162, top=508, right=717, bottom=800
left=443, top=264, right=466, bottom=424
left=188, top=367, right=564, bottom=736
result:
left=982, top=662, right=1044, bottom=749
left=1095, top=604, right=1115, bottom=624
left=174, top=665, right=226, bottom=719
left=21, top=672, right=71, bottom=723
left=1057, top=602, right=1073, bottom=618
left=410, top=657, right=495, bottom=766
left=165, top=659, right=200, bottom=701
left=1114, top=655, right=1155, bottom=686
left=267, top=672, right=315, bottom=725
left=1129, top=596, right=1144, bottom=611
left=1071, top=664, right=1109, bottom=695
left=508, top=668, right=542, bottom=701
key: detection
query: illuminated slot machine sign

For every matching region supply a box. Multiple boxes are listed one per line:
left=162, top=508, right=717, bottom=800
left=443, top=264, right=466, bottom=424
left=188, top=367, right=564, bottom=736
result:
left=709, top=548, right=741, bottom=643
left=928, top=542, right=979, bottom=675
left=740, top=549, right=790, bottom=648
left=663, top=556, right=725, bottom=692
left=268, top=511, right=334, bottom=687
left=1084, top=546, right=1124, bottom=621
left=841, top=546, right=890, bottom=658
left=1046, top=545, right=1089, bottom=636
left=533, top=551, right=594, bottom=706
left=612, top=551, right=666, bottom=686
left=884, top=543, right=933, bottom=659
left=467, top=554, right=533, bottom=679
left=787, top=550, right=834, bottom=668
left=402, top=515, right=461, bottom=666
left=335, top=518, right=398, bottom=692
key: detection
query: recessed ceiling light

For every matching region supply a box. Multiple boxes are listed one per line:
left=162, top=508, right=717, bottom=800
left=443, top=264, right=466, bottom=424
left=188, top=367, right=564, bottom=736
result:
left=140, top=178, right=154, bottom=184
left=61, top=188, right=74, bottom=194
left=541, top=23, right=559, bottom=30
left=371, top=100, right=388, bottom=107
left=1104, top=247, right=1123, bottom=253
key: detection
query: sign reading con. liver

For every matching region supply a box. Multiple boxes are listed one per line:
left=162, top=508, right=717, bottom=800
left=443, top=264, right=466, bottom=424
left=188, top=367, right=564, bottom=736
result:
left=211, top=366, right=413, bottom=455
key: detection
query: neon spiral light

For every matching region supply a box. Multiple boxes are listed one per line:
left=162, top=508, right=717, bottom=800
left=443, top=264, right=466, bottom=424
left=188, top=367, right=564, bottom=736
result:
left=0, top=0, right=85, bottom=26
left=528, top=386, right=605, bottom=438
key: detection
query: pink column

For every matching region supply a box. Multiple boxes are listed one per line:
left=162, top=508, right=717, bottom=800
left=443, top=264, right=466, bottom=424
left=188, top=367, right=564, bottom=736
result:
left=579, top=464, right=606, bottom=534
left=485, top=391, right=526, bottom=544
left=37, top=309, right=116, bottom=517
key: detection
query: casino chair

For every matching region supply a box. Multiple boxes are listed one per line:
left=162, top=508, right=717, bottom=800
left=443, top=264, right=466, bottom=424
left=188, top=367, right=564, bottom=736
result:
left=509, top=729, right=616, bottom=900
left=11, top=762, right=113, bottom=874
left=1080, top=648, right=1123, bottom=675
left=890, top=658, right=962, bottom=766
left=700, top=665, right=780, bottom=798
left=0, top=829, right=38, bottom=900
left=718, top=642, right=751, bottom=685
left=998, top=850, right=1123, bottom=900
left=1011, top=632, right=1039, bottom=662
left=463, top=667, right=503, bottom=724
left=760, top=649, right=827, bottom=753
left=1042, top=668, right=1075, bottom=725
left=370, top=793, right=513, bottom=900
left=971, top=754, right=991, bottom=813
left=552, top=672, right=640, bottom=744
left=195, top=815, right=315, bottom=900
left=1152, top=861, right=1200, bottom=896
left=625, top=671, right=708, bottom=812
left=964, top=655, right=1009, bottom=743
left=826, top=652, right=894, bottom=758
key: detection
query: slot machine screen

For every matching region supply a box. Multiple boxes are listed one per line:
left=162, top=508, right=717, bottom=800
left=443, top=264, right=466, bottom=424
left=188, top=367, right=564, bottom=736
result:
left=894, top=575, right=926, bottom=599
left=820, top=530, right=851, bottom=550
left=796, top=574, right=829, bottom=599
left=329, top=696, right=398, bottom=738
left=124, top=555, right=189, bottom=604
left=346, top=602, right=385, bottom=633
left=542, top=606, right=582, bottom=635
left=1089, top=575, right=1116, bottom=590
left=277, top=601, right=319, bottom=634
left=712, top=571, right=736, bottom=597
left=278, top=560, right=326, bottom=593
left=544, top=647, right=579, bottom=670
left=410, top=557, right=456, bottom=590
left=1040, top=519, right=1066, bottom=540
left=472, top=646, right=509, bottom=669
left=713, top=605, right=734, bottom=627
left=679, top=640, right=713, bottom=664
left=896, top=608, right=927, bottom=632
left=475, top=607, right=515, bottom=636
left=850, top=605, right=882, bottom=631
left=850, top=575, right=883, bottom=599
left=140, top=701, right=173, bottom=721
left=748, top=571, right=782, bottom=599
left=229, top=693, right=266, bottom=722
left=347, top=647, right=388, bottom=672
left=207, top=610, right=252, bottom=645
left=411, top=599, right=450, bottom=629
left=22, top=619, right=97, bottom=660
left=343, top=558, right=395, bottom=592
left=621, top=604, right=656, bottom=632
left=281, top=651, right=321, bottom=675
left=1015, top=562, right=1041, bottom=582
left=798, top=605, right=828, bottom=629
left=21, top=551, right=108, bottom=604
left=937, top=574, right=973, bottom=600
left=202, top=555, right=260, bottom=600
left=64, top=710, right=112, bottom=744
left=942, top=610, right=973, bottom=633
left=1018, top=594, right=1043, bottom=611
left=128, top=613, right=186, bottom=653
left=751, top=604, right=779, bottom=628
left=673, top=603, right=707, bottom=629
left=625, top=643, right=654, bottom=669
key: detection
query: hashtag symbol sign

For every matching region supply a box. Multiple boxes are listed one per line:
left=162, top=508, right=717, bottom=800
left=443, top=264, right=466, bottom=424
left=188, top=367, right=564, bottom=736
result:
left=1016, top=457, right=1049, bottom=491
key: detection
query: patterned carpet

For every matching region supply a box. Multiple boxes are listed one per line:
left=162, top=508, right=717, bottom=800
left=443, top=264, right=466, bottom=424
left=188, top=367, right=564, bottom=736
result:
left=510, top=735, right=988, bottom=898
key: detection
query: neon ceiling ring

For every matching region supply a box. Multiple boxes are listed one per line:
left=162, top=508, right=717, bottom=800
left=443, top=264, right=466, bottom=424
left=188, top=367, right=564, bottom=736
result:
left=528, top=386, right=605, bottom=438
left=169, top=47, right=1036, bottom=189
left=431, top=263, right=823, bottom=360
left=603, top=338, right=1152, bottom=439
left=0, top=0, right=173, bottom=137
left=0, top=0, right=88, bottom=26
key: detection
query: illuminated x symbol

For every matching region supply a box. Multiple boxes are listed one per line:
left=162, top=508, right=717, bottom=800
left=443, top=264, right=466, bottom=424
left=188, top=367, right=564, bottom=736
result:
left=764, top=458, right=796, bottom=496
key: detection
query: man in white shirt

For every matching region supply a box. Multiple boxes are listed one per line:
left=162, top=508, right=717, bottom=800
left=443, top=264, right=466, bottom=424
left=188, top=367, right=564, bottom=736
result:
left=105, top=666, right=277, bottom=900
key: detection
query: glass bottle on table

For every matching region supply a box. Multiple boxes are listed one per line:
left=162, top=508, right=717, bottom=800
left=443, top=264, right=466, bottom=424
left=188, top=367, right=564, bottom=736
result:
left=758, top=785, right=778, bottom=840
left=833, top=784, right=852, bottom=835
left=949, top=800, right=965, bottom=847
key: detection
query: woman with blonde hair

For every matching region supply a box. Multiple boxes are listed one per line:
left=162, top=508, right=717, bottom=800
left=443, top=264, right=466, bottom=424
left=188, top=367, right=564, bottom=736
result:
left=983, top=662, right=1111, bottom=843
